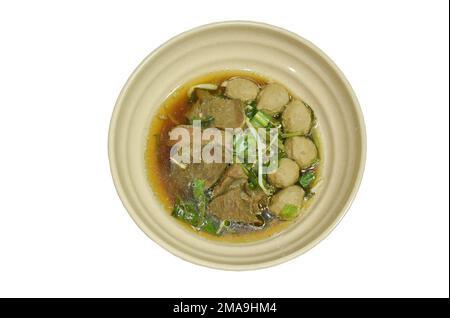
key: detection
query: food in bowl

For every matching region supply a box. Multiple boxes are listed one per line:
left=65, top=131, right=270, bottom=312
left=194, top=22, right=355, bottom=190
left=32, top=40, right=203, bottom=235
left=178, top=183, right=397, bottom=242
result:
left=145, top=70, right=322, bottom=241
left=109, top=21, right=366, bottom=269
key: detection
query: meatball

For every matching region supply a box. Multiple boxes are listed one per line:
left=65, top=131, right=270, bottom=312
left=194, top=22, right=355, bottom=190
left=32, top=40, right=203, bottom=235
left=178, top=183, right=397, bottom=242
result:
left=285, top=136, right=318, bottom=169
left=282, top=99, right=312, bottom=135
left=256, top=83, right=290, bottom=115
left=268, top=158, right=299, bottom=188
left=225, top=78, right=259, bottom=102
left=269, top=185, right=305, bottom=219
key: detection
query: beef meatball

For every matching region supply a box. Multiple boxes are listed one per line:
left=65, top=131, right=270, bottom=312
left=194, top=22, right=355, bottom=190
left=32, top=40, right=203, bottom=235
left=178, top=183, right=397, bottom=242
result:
left=225, top=78, right=259, bottom=102
left=284, top=136, right=318, bottom=169
left=282, top=99, right=312, bottom=135
left=268, top=158, right=299, bottom=188
left=256, top=83, right=290, bottom=115
left=269, top=185, right=305, bottom=219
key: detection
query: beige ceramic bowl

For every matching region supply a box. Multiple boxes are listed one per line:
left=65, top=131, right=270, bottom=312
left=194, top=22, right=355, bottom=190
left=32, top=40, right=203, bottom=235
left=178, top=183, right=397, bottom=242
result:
left=108, top=21, right=366, bottom=270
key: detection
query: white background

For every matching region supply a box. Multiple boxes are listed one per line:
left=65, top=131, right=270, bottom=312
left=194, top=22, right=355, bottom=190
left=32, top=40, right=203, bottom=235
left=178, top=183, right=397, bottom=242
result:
left=0, top=0, right=448, bottom=298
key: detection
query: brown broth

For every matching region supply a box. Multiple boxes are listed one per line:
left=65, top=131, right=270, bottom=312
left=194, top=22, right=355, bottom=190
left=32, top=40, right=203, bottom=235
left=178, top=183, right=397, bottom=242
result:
left=145, top=70, right=320, bottom=243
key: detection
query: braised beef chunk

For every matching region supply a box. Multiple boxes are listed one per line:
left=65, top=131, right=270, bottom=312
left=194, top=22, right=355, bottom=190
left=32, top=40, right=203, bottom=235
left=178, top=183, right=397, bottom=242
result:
left=246, top=186, right=269, bottom=212
left=170, top=162, right=227, bottom=198
left=195, top=88, right=212, bottom=101
left=212, top=164, right=247, bottom=197
left=209, top=188, right=260, bottom=223
left=208, top=164, right=269, bottom=223
left=186, top=95, right=245, bottom=129
left=166, top=124, right=228, bottom=147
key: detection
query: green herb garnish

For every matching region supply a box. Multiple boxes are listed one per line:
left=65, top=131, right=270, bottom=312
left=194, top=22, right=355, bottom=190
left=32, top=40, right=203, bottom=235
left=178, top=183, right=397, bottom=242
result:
left=172, top=179, right=220, bottom=235
left=245, top=100, right=258, bottom=118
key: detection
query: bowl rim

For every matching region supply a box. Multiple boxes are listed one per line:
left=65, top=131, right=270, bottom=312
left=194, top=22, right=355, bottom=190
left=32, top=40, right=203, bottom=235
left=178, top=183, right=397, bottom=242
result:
left=108, top=20, right=367, bottom=270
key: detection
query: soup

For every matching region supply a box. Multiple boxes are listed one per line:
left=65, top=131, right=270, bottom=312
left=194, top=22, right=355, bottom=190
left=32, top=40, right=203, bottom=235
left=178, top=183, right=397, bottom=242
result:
left=145, top=70, right=321, bottom=242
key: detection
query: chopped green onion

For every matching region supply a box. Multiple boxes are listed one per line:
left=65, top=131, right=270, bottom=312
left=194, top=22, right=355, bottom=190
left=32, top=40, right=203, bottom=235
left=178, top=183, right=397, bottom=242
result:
left=201, top=218, right=220, bottom=235
left=250, top=111, right=273, bottom=128
left=192, top=179, right=206, bottom=219
left=279, top=204, right=299, bottom=220
left=281, top=131, right=305, bottom=138
left=172, top=199, right=199, bottom=225
left=299, top=170, right=316, bottom=188
left=172, top=180, right=220, bottom=236
left=245, top=100, right=258, bottom=118
left=234, top=134, right=247, bottom=154
left=240, top=163, right=259, bottom=190
left=216, top=219, right=231, bottom=235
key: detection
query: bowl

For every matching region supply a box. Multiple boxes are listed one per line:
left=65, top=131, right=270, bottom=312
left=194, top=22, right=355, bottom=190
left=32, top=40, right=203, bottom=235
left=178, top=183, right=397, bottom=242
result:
left=108, top=21, right=366, bottom=270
